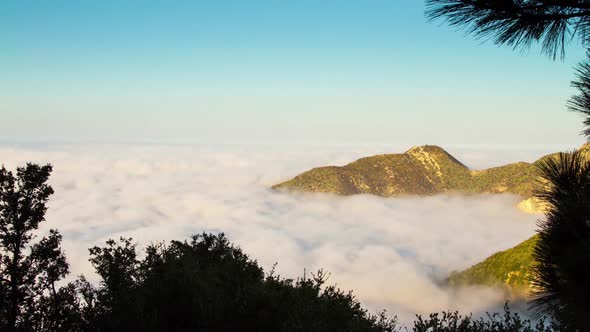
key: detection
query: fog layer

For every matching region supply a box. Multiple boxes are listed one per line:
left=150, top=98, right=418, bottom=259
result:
left=0, top=144, right=541, bottom=323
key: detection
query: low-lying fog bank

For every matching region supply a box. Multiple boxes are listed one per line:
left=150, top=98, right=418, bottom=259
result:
left=1, top=144, right=548, bottom=324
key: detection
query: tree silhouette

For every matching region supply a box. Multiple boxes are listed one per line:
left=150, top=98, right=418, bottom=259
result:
left=86, top=237, right=139, bottom=330
left=426, top=1, right=590, bottom=133
left=413, top=303, right=552, bottom=332
left=426, top=0, right=590, bottom=60
left=531, top=151, right=590, bottom=329
left=0, top=164, right=79, bottom=331
left=1, top=163, right=53, bottom=329
left=427, top=0, right=590, bottom=329
left=80, top=233, right=399, bottom=332
left=569, top=56, right=590, bottom=136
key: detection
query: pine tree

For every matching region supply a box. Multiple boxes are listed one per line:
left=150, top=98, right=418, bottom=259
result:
left=427, top=1, right=590, bottom=329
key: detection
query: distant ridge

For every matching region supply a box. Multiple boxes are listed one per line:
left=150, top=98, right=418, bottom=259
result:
left=274, top=144, right=590, bottom=292
left=272, top=144, right=559, bottom=211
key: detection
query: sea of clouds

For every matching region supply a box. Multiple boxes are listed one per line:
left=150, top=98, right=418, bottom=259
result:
left=0, top=143, right=552, bottom=324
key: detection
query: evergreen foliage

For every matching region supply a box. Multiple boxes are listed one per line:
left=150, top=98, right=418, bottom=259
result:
left=569, top=58, right=590, bottom=136
left=426, top=0, right=590, bottom=60
left=428, top=2, right=590, bottom=330
left=530, top=151, right=590, bottom=329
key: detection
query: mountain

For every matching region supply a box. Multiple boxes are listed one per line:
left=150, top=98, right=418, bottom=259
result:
left=439, top=145, right=590, bottom=293
left=274, top=144, right=589, bottom=291
left=273, top=145, right=545, bottom=210
left=447, top=235, right=538, bottom=293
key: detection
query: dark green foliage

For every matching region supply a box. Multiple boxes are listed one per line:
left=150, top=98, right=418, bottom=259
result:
left=412, top=304, right=553, bottom=332
left=426, top=0, right=590, bottom=60
left=259, top=269, right=396, bottom=332
left=26, top=230, right=82, bottom=331
left=27, top=282, right=84, bottom=332
left=427, top=2, right=590, bottom=330
left=569, top=57, right=590, bottom=137
left=86, top=237, right=139, bottom=330
left=0, top=164, right=79, bottom=331
left=531, top=151, right=590, bottom=329
left=81, top=233, right=398, bottom=332
left=427, top=0, right=590, bottom=160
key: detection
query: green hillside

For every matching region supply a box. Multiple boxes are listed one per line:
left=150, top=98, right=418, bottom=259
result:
left=273, top=145, right=540, bottom=200
left=447, top=235, right=538, bottom=292
left=274, top=144, right=590, bottom=291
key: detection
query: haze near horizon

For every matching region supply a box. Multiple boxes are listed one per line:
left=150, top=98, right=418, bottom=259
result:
left=1, top=0, right=586, bottom=146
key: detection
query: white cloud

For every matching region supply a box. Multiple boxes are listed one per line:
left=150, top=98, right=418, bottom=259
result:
left=0, top=144, right=541, bottom=325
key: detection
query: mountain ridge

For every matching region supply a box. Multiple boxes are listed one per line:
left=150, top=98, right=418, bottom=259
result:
left=273, top=144, right=544, bottom=210
left=274, top=144, right=590, bottom=292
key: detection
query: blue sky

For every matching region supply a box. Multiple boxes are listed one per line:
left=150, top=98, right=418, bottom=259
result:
left=1, top=0, right=587, bottom=146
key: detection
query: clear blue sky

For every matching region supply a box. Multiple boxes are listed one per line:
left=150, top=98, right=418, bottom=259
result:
left=1, top=0, right=587, bottom=146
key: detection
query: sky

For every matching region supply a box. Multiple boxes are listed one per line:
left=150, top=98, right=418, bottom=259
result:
left=1, top=0, right=588, bottom=146
left=1, top=2, right=581, bottom=322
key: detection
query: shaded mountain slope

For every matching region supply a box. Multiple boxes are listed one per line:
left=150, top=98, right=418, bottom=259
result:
left=447, top=235, right=538, bottom=293
left=445, top=145, right=590, bottom=292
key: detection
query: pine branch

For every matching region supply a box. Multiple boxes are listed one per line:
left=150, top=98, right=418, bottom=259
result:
left=426, top=0, right=590, bottom=59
